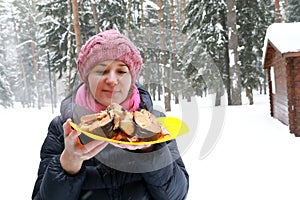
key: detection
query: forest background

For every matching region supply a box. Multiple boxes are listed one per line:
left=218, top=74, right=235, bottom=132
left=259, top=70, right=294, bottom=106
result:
left=0, top=0, right=299, bottom=111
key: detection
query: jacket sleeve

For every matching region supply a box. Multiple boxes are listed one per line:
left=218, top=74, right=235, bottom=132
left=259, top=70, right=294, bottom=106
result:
left=32, top=116, right=86, bottom=200
left=142, top=140, right=189, bottom=200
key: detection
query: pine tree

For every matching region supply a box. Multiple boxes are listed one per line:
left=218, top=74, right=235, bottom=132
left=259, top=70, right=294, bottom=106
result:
left=237, top=0, right=272, bottom=104
left=37, top=0, right=76, bottom=87
left=10, top=0, right=49, bottom=108
left=183, top=0, right=228, bottom=105
left=94, top=0, right=127, bottom=33
left=288, top=0, right=300, bottom=22
left=0, top=0, right=15, bottom=107
left=0, top=33, right=14, bottom=108
left=0, top=65, right=14, bottom=108
left=137, top=1, right=164, bottom=100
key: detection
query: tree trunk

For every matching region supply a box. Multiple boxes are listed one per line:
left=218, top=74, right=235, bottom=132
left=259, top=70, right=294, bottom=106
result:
left=187, top=95, right=191, bottom=102
left=180, top=0, right=186, bottom=28
left=215, top=87, right=221, bottom=106
left=157, top=0, right=171, bottom=111
left=170, top=0, right=177, bottom=104
left=274, top=0, right=282, bottom=23
left=158, top=84, right=161, bottom=101
left=12, top=14, right=29, bottom=107
left=126, top=0, right=132, bottom=37
left=170, top=0, right=177, bottom=65
left=140, top=0, right=146, bottom=60
left=174, top=92, right=179, bottom=104
left=285, top=0, right=289, bottom=22
left=91, top=0, right=100, bottom=33
left=139, top=0, right=150, bottom=87
left=179, top=0, right=187, bottom=103
left=246, top=86, right=254, bottom=105
left=226, top=0, right=242, bottom=105
left=225, top=47, right=232, bottom=105
left=72, top=0, right=81, bottom=56
left=29, top=16, right=41, bottom=109
left=66, top=0, right=74, bottom=92
left=52, top=71, right=57, bottom=108
left=150, top=83, right=156, bottom=101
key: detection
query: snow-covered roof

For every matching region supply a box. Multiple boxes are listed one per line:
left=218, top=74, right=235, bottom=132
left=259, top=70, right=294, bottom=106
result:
left=262, top=22, right=300, bottom=66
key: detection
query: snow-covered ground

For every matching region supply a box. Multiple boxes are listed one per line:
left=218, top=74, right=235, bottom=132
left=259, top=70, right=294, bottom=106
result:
left=1, top=93, right=300, bottom=199
left=183, top=94, right=300, bottom=200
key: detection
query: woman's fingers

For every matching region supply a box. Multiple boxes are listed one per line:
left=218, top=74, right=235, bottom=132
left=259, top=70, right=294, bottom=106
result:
left=63, top=118, right=108, bottom=160
left=110, top=143, right=152, bottom=150
left=63, top=118, right=81, bottom=140
left=82, top=140, right=107, bottom=154
left=63, top=119, right=76, bottom=137
left=82, top=141, right=108, bottom=160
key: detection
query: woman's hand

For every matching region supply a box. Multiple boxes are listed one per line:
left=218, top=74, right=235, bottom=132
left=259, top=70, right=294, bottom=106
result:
left=60, top=118, right=108, bottom=174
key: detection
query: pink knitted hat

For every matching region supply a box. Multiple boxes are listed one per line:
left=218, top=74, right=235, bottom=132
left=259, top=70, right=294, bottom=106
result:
left=77, top=29, right=143, bottom=83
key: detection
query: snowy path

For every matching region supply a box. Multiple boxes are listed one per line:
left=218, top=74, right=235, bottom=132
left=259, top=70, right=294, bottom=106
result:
left=1, top=94, right=300, bottom=199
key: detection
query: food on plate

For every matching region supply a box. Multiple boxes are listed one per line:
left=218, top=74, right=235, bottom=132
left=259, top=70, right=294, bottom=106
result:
left=78, top=103, right=170, bottom=142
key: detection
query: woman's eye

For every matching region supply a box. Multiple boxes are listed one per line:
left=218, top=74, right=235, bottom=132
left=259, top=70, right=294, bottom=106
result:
left=96, top=70, right=106, bottom=74
left=118, top=71, right=127, bottom=74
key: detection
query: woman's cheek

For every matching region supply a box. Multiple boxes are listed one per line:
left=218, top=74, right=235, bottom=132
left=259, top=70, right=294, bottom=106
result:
left=89, top=76, right=101, bottom=97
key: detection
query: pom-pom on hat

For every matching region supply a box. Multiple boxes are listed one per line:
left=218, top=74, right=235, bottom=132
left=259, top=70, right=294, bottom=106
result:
left=77, top=29, right=143, bottom=84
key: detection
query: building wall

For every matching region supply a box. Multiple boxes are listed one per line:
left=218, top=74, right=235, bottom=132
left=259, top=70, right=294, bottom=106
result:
left=287, top=57, right=300, bottom=136
left=270, top=52, right=289, bottom=126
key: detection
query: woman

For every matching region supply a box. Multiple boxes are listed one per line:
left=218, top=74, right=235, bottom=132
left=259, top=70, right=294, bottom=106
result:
left=32, top=29, right=189, bottom=200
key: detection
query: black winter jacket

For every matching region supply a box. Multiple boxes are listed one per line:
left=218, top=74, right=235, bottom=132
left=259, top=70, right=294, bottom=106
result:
left=32, top=85, right=189, bottom=200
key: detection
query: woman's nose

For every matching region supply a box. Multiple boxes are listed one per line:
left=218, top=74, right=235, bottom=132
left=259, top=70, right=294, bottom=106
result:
left=105, top=72, right=118, bottom=85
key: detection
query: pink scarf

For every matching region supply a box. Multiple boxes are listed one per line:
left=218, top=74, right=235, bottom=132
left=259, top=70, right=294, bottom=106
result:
left=75, top=84, right=141, bottom=113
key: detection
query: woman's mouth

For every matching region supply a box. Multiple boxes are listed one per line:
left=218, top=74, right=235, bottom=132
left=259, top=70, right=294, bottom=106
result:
left=102, top=90, right=119, bottom=97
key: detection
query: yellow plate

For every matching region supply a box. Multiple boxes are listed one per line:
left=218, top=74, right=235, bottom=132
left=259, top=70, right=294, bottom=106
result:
left=70, top=116, right=189, bottom=145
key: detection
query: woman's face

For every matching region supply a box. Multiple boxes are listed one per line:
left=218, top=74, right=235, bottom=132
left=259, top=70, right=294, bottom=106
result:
left=87, top=60, right=132, bottom=106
